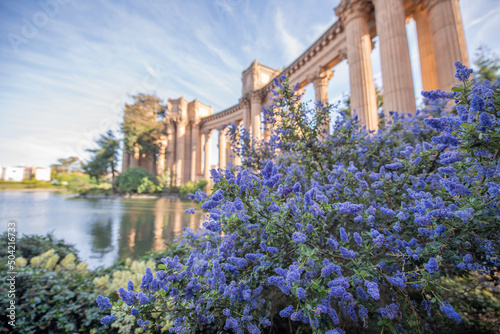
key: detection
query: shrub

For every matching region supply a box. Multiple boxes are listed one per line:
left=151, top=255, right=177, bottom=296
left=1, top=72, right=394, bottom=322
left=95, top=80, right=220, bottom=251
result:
left=0, top=233, right=187, bottom=333
left=66, top=173, right=91, bottom=193
left=0, top=248, right=116, bottom=333
left=98, top=63, right=500, bottom=333
left=179, top=179, right=208, bottom=198
left=116, top=167, right=157, bottom=194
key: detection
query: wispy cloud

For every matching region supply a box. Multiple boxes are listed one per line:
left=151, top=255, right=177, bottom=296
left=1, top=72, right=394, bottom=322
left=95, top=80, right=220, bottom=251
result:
left=0, top=0, right=497, bottom=168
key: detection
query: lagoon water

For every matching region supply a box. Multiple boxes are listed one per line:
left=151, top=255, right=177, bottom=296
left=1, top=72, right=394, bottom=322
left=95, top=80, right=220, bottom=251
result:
left=0, top=191, right=203, bottom=269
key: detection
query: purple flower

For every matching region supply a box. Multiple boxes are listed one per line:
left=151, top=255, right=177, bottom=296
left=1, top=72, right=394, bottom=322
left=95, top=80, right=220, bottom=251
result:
left=364, top=281, right=380, bottom=300
left=340, top=227, right=348, bottom=241
left=131, top=308, right=139, bottom=316
left=140, top=268, right=153, bottom=290
left=339, top=247, right=356, bottom=259
left=328, top=237, right=339, bottom=250
left=96, top=295, right=111, bottom=311
left=297, top=287, right=306, bottom=301
left=228, top=257, right=248, bottom=268
left=321, top=263, right=341, bottom=277
left=100, top=315, right=115, bottom=326
left=385, top=163, right=403, bottom=170
left=454, top=61, right=473, bottom=81
left=211, top=189, right=224, bottom=201
left=425, top=258, right=439, bottom=274
left=292, top=232, right=307, bottom=243
left=440, top=302, right=462, bottom=323
left=356, top=286, right=368, bottom=300
left=138, top=292, right=149, bottom=305
left=337, top=201, right=364, bottom=214
left=267, top=201, right=281, bottom=213
left=440, top=179, right=472, bottom=196
left=210, top=169, right=221, bottom=183
left=306, top=224, right=314, bottom=233
left=354, top=232, right=363, bottom=246
left=387, top=276, right=406, bottom=289
left=377, top=303, right=400, bottom=320
left=279, top=305, right=294, bottom=318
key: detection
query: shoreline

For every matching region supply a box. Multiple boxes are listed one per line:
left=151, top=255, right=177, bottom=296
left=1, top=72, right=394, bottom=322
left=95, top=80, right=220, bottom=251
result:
left=0, top=188, right=185, bottom=200
left=80, top=193, right=182, bottom=199
left=0, top=188, right=66, bottom=193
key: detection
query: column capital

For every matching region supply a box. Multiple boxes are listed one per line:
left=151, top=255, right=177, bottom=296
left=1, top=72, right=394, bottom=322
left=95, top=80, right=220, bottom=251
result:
left=335, top=0, right=373, bottom=24
left=250, top=92, right=262, bottom=104
left=201, top=128, right=213, bottom=137
left=338, top=47, right=348, bottom=61
left=309, top=69, right=334, bottom=88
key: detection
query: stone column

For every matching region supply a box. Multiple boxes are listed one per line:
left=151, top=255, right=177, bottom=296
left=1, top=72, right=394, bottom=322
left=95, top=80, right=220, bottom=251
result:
left=336, top=0, right=378, bottom=131
left=250, top=93, right=262, bottom=139
left=414, top=7, right=439, bottom=91
left=122, top=151, right=129, bottom=171
left=311, top=69, right=334, bottom=137
left=165, top=122, right=175, bottom=182
left=242, top=100, right=251, bottom=130
left=218, top=127, right=227, bottom=169
left=374, top=0, right=416, bottom=114
left=233, top=120, right=243, bottom=166
left=175, top=121, right=187, bottom=186
left=190, top=123, right=199, bottom=182
left=425, top=0, right=469, bottom=90
left=156, top=135, right=168, bottom=176
left=202, top=130, right=212, bottom=180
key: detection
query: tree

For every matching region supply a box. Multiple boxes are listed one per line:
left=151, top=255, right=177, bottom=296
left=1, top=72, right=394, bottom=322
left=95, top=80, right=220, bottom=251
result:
left=121, top=94, right=167, bottom=156
left=473, top=45, right=500, bottom=82
left=83, top=131, right=120, bottom=185
left=51, top=156, right=82, bottom=174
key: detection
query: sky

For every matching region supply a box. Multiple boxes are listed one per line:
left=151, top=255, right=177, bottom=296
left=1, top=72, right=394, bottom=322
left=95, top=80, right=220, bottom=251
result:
left=1, top=0, right=499, bottom=169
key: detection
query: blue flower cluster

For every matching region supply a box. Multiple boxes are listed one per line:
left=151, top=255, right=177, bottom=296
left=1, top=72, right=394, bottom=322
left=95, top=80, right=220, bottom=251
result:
left=98, top=63, right=499, bottom=333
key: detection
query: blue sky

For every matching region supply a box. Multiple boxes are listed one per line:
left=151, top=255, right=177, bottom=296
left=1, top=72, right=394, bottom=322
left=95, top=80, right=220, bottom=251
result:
left=1, top=0, right=499, bottom=169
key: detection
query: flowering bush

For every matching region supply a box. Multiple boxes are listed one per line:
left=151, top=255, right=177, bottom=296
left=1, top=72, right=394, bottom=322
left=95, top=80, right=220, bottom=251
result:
left=98, top=62, right=499, bottom=333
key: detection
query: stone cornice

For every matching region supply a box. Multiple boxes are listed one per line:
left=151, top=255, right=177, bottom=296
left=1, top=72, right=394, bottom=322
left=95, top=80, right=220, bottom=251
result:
left=200, top=4, right=348, bottom=127
left=200, top=103, right=243, bottom=125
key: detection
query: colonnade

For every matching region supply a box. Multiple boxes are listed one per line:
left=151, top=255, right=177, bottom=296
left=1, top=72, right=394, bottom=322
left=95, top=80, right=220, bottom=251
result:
left=123, top=0, right=469, bottom=183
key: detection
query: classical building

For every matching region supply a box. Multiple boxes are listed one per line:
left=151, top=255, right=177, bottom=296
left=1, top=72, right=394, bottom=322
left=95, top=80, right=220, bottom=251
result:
left=123, top=0, right=469, bottom=185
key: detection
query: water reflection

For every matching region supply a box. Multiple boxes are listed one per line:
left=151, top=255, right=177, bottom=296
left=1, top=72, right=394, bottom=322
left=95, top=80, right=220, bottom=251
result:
left=0, top=192, right=202, bottom=268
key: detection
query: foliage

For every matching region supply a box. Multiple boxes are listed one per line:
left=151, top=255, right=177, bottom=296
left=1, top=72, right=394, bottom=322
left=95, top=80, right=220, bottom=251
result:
left=179, top=179, right=208, bottom=198
left=98, top=63, right=499, bottom=333
left=116, top=167, right=157, bottom=194
left=474, top=45, right=500, bottom=82
left=0, top=233, right=189, bottom=334
left=0, top=247, right=117, bottom=333
left=51, top=156, right=82, bottom=174
left=0, top=180, right=61, bottom=190
left=138, top=177, right=158, bottom=194
left=156, top=169, right=177, bottom=192
left=66, top=173, right=92, bottom=194
left=0, top=232, right=78, bottom=262
left=122, top=94, right=167, bottom=155
left=83, top=130, right=120, bottom=184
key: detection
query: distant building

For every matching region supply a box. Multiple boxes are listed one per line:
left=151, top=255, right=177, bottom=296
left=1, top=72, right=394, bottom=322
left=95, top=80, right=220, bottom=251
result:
left=34, top=168, right=51, bottom=181
left=4, top=167, right=24, bottom=182
left=24, top=167, right=34, bottom=180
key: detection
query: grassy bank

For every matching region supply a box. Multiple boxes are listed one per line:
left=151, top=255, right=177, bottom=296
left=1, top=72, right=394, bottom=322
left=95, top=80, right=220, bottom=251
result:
left=0, top=180, right=63, bottom=190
